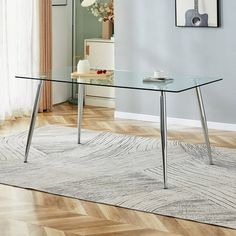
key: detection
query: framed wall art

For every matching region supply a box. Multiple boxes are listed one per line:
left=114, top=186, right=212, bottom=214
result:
left=175, top=0, right=219, bottom=27
left=52, top=0, right=67, bottom=6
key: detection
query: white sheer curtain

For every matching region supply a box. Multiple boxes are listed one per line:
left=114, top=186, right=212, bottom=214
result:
left=0, top=0, right=39, bottom=121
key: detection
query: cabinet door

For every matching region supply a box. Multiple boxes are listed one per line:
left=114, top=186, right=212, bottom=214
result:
left=85, top=41, right=115, bottom=99
left=85, top=41, right=114, bottom=70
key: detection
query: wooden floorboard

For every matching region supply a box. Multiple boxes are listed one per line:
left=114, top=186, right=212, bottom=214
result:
left=0, top=103, right=236, bottom=236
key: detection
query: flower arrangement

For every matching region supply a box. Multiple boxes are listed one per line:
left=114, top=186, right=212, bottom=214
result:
left=89, top=0, right=114, bottom=22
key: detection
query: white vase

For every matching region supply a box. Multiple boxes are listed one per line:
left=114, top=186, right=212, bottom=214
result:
left=77, top=60, right=90, bottom=74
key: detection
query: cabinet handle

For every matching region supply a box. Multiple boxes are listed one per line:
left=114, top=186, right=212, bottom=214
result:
left=86, top=45, right=90, bottom=56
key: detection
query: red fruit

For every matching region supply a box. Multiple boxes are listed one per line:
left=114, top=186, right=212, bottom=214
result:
left=103, top=70, right=107, bottom=74
left=97, top=70, right=102, bottom=74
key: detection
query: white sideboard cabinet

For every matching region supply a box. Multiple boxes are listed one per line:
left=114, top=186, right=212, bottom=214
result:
left=84, top=38, right=115, bottom=108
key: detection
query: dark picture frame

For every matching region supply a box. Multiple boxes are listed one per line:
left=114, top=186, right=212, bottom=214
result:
left=52, top=0, right=68, bottom=6
left=175, top=0, right=219, bottom=28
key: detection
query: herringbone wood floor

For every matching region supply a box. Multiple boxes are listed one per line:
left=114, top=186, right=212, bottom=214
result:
left=0, top=103, right=236, bottom=236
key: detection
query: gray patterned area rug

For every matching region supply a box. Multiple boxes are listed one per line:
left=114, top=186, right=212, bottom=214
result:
left=0, top=126, right=236, bottom=229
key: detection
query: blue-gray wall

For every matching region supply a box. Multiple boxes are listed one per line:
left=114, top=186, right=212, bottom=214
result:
left=114, top=0, right=236, bottom=124
left=76, top=4, right=102, bottom=58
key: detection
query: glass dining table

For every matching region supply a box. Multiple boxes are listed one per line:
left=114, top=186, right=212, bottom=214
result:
left=16, top=68, right=222, bottom=189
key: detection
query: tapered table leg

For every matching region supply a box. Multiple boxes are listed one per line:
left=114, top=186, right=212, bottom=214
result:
left=78, top=84, right=85, bottom=144
left=196, top=86, right=213, bottom=165
left=24, top=80, right=44, bottom=163
left=160, top=91, right=168, bottom=189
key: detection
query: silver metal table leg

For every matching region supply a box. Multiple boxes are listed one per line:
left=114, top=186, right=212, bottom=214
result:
left=160, top=91, right=168, bottom=189
left=24, top=80, right=44, bottom=163
left=78, top=84, right=85, bottom=144
left=196, top=86, right=213, bottom=165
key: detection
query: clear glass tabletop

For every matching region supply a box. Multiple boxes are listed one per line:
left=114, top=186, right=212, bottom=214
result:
left=16, top=67, right=222, bottom=93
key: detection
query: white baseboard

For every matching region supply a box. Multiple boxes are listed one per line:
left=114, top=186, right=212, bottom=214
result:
left=114, top=111, right=236, bottom=132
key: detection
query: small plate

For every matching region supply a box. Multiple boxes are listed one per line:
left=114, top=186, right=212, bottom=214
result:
left=143, top=77, right=174, bottom=82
